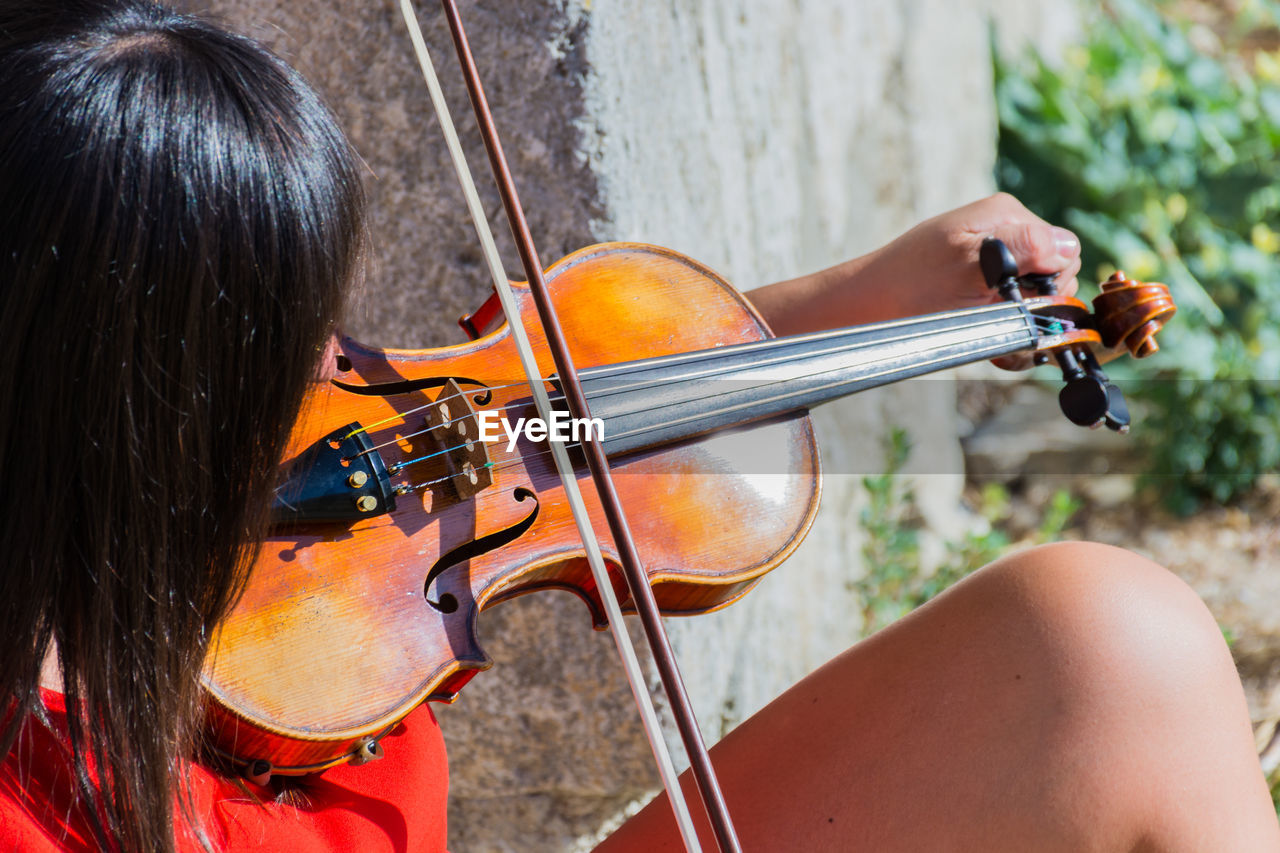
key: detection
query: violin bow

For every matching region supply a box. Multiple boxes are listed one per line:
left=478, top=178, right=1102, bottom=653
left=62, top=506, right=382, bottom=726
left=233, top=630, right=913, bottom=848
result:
left=396, top=2, right=741, bottom=850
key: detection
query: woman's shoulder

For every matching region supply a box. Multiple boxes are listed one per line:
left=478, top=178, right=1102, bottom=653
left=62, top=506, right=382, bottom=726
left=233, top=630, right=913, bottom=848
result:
left=2, top=693, right=451, bottom=852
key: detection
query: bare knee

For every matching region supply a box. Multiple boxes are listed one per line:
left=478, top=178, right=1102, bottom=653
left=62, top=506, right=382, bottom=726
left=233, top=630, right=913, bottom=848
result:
left=970, top=541, right=1232, bottom=694
left=886, top=541, right=1233, bottom=715
left=944, top=542, right=1271, bottom=847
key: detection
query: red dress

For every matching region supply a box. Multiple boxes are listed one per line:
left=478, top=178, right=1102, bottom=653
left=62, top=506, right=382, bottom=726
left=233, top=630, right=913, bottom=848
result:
left=0, top=690, right=450, bottom=851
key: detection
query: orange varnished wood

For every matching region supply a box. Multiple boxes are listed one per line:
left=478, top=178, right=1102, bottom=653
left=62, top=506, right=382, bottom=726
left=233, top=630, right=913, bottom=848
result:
left=201, top=248, right=1177, bottom=773
left=1025, top=275, right=1175, bottom=364
left=1092, top=271, right=1177, bottom=358
left=202, top=244, right=821, bottom=772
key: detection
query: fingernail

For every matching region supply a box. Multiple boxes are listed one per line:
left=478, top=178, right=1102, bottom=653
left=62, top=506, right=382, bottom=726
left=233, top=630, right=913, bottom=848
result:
left=1052, top=226, right=1080, bottom=257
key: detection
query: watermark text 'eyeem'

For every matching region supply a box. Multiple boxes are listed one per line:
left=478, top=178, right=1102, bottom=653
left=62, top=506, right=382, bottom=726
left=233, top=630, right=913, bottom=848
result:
left=476, top=410, right=604, bottom=452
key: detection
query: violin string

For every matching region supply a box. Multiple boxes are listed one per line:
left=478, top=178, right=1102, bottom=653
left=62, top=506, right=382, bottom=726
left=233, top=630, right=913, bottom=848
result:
left=579, top=307, right=1060, bottom=405
left=353, top=309, right=1068, bottom=472
left=347, top=306, right=1032, bottom=455
left=600, top=338, right=1028, bottom=446
left=393, top=337, right=1027, bottom=494
left=347, top=377, right=557, bottom=456
left=348, top=308, right=1069, bottom=465
left=376, top=338, right=1052, bottom=484
left=574, top=300, right=1032, bottom=386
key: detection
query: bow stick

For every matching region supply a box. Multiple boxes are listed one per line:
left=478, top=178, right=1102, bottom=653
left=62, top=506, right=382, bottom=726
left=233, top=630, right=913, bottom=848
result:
left=396, top=2, right=741, bottom=849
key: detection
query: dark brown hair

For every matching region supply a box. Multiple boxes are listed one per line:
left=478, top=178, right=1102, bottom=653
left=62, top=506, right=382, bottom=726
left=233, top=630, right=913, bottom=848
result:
left=0, top=1, right=365, bottom=849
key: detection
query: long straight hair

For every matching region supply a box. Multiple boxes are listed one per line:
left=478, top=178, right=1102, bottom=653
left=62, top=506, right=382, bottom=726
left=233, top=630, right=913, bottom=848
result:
left=0, top=1, right=366, bottom=849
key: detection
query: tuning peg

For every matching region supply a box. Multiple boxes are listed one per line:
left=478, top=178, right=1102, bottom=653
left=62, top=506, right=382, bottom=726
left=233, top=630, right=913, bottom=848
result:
left=1103, top=382, right=1131, bottom=434
left=1055, top=348, right=1130, bottom=433
left=980, top=237, right=1022, bottom=302
left=1019, top=272, right=1058, bottom=296
left=1080, top=349, right=1130, bottom=433
left=981, top=238, right=1063, bottom=299
left=1058, top=375, right=1109, bottom=429
left=1057, top=376, right=1130, bottom=432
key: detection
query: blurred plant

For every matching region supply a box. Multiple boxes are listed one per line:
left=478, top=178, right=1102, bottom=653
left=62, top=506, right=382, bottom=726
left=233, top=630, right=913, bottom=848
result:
left=854, top=428, right=921, bottom=631
left=853, top=428, right=1081, bottom=635
left=1272, top=772, right=1280, bottom=820
left=995, top=0, right=1280, bottom=513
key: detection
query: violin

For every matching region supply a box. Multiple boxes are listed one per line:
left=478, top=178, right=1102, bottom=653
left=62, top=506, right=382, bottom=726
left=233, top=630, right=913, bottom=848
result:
left=201, top=238, right=1175, bottom=775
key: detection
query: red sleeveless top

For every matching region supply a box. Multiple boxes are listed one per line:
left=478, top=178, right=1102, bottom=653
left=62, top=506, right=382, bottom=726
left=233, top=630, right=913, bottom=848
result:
left=0, top=691, right=450, bottom=851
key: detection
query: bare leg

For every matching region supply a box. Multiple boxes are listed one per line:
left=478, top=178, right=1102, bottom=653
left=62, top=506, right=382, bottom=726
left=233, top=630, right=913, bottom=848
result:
left=597, top=542, right=1279, bottom=852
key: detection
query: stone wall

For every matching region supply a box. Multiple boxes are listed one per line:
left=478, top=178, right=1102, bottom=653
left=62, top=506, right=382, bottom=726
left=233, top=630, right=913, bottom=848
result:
left=200, top=1, right=1077, bottom=849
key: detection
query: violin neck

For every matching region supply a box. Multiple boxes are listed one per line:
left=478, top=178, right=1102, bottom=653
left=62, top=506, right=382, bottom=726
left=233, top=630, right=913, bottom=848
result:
left=580, top=302, right=1039, bottom=457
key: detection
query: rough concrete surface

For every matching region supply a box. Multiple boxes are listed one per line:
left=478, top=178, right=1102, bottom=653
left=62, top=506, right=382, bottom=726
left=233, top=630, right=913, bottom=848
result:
left=196, top=1, right=1081, bottom=849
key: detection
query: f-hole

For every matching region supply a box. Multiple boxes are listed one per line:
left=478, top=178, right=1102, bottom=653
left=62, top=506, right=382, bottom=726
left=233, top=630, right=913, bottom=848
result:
left=424, top=488, right=540, bottom=613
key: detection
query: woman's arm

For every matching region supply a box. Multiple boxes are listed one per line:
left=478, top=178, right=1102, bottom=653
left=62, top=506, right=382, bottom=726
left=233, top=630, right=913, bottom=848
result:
left=747, top=193, right=1082, bottom=337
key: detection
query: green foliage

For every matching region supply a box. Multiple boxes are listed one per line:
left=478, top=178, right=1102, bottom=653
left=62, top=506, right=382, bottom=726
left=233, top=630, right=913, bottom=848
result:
left=1271, top=760, right=1280, bottom=820
left=853, top=429, right=1081, bottom=634
left=854, top=427, right=921, bottom=632
left=995, top=0, right=1280, bottom=512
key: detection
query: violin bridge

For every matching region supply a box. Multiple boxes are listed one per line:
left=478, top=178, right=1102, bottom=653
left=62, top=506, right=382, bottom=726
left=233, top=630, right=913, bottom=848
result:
left=424, top=378, right=493, bottom=500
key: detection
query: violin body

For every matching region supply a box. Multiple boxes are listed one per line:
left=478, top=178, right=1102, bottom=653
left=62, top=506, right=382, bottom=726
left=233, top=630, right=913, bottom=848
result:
left=203, top=244, right=822, bottom=773
left=203, top=240, right=1175, bottom=774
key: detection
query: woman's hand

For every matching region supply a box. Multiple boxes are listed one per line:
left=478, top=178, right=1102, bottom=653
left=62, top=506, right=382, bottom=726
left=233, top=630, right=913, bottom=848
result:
left=748, top=193, right=1082, bottom=345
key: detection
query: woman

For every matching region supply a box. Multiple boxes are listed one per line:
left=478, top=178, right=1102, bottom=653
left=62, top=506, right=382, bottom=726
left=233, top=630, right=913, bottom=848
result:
left=0, top=0, right=362, bottom=848
left=1, top=1, right=1275, bottom=851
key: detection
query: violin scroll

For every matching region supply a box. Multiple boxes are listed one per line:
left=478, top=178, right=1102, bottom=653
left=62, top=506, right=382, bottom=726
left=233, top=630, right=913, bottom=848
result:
left=1051, top=270, right=1174, bottom=432
left=982, top=237, right=1177, bottom=433
left=1091, top=270, right=1177, bottom=359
